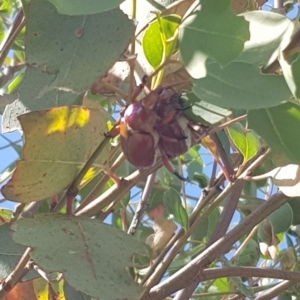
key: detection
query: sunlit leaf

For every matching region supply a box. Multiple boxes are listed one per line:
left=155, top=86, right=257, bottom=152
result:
left=234, top=239, right=259, bottom=266
left=2, top=106, right=110, bottom=203
left=142, top=14, right=181, bottom=69
left=279, top=52, right=300, bottom=101
left=227, top=123, right=259, bottom=164
left=267, top=164, right=300, bottom=197
left=179, top=0, right=249, bottom=78
left=238, top=11, right=295, bottom=66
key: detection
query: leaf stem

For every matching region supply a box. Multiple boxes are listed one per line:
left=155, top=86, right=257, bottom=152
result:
left=127, top=171, right=157, bottom=235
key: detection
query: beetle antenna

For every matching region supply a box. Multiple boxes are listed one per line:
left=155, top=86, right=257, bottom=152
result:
left=173, top=171, right=188, bottom=181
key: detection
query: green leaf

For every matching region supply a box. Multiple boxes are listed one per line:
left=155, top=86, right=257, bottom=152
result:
left=182, top=93, right=232, bottom=125
left=278, top=293, right=293, bottom=300
left=0, top=209, right=13, bottom=223
left=207, top=207, right=221, bottom=237
left=2, top=106, right=111, bottom=203
left=248, top=102, right=300, bottom=165
left=7, top=69, right=24, bottom=93
left=192, top=61, right=291, bottom=109
left=288, top=198, right=300, bottom=225
left=227, top=123, right=259, bottom=164
left=24, top=0, right=134, bottom=92
left=280, top=52, right=300, bottom=101
left=186, top=146, right=204, bottom=179
left=258, top=202, right=292, bottom=240
left=237, top=11, right=295, bottom=66
left=163, top=188, right=189, bottom=230
left=190, top=217, right=208, bottom=244
left=192, top=174, right=208, bottom=188
left=234, top=239, right=260, bottom=266
left=46, top=0, right=122, bottom=15
left=0, top=224, right=38, bottom=281
left=148, top=190, right=165, bottom=211
left=179, top=0, right=249, bottom=79
left=142, top=14, right=181, bottom=69
left=17, top=67, right=82, bottom=112
left=12, top=214, right=147, bottom=300
left=63, top=282, right=91, bottom=300
left=214, top=277, right=228, bottom=292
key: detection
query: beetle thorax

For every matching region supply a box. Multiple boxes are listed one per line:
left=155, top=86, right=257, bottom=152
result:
left=124, top=102, right=158, bottom=132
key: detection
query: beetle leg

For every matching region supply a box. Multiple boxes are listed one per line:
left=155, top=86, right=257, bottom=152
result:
left=160, top=134, right=187, bottom=143
left=105, top=118, right=128, bottom=139
left=103, top=167, right=122, bottom=186
left=161, top=110, right=177, bottom=124
left=159, top=147, right=188, bottom=181
left=119, top=121, right=128, bottom=138
left=105, top=124, right=121, bottom=138
left=131, top=75, right=150, bottom=103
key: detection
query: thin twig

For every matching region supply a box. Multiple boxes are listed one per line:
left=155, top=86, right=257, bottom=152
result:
left=144, top=192, right=289, bottom=300
left=127, top=171, right=157, bottom=235
left=209, top=115, right=247, bottom=135
left=0, top=247, right=31, bottom=299
left=0, top=138, right=22, bottom=150
left=210, top=133, right=234, bottom=178
left=209, top=180, right=244, bottom=245
left=143, top=149, right=265, bottom=291
left=74, top=151, right=125, bottom=213
left=143, top=149, right=269, bottom=296
left=253, top=280, right=297, bottom=300
left=231, top=225, right=259, bottom=261
left=51, top=138, right=110, bottom=213
left=75, top=162, right=162, bottom=217
left=198, top=267, right=300, bottom=282
left=0, top=9, right=25, bottom=67
left=208, top=160, right=217, bottom=188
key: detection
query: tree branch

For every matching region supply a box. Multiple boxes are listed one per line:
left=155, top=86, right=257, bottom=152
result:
left=173, top=180, right=245, bottom=300
left=128, top=171, right=157, bottom=235
left=144, top=192, right=289, bottom=300
left=253, top=280, right=297, bottom=300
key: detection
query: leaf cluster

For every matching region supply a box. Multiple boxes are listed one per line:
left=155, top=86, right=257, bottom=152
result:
left=0, top=0, right=300, bottom=300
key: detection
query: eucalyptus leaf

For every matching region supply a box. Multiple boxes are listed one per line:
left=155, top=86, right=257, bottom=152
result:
left=227, top=123, right=259, bottom=164
left=248, top=102, right=300, bottom=165
left=13, top=214, right=148, bottom=300
left=25, top=0, right=134, bottom=92
left=142, top=14, right=181, bottom=69
left=179, top=0, right=249, bottom=78
left=193, top=61, right=291, bottom=109
left=0, top=224, right=38, bottom=281
left=46, top=0, right=122, bottom=15
left=279, top=52, right=300, bottom=101
left=2, top=106, right=110, bottom=203
left=164, top=188, right=188, bottom=230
